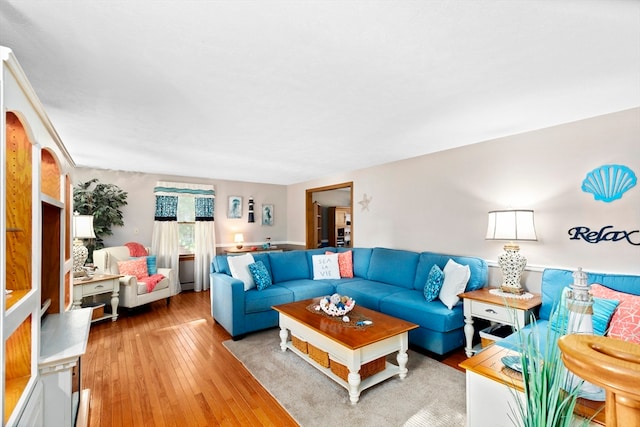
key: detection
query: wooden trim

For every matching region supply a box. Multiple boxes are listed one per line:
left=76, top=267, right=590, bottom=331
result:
left=304, top=181, right=353, bottom=249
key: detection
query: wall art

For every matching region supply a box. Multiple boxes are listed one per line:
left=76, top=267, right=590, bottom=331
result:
left=358, top=193, right=372, bottom=211
left=262, top=204, right=274, bottom=226
left=581, top=164, right=637, bottom=203
left=568, top=225, right=639, bottom=246
left=227, top=196, right=242, bottom=219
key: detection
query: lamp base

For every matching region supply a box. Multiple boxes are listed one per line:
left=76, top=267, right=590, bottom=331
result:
left=499, top=285, right=525, bottom=295
left=497, top=244, right=527, bottom=295
left=236, top=244, right=243, bottom=249
left=73, top=242, right=88, bottom=273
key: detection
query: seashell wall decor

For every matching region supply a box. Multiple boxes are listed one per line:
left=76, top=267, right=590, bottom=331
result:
left=581, top=164, right=637, bottom=203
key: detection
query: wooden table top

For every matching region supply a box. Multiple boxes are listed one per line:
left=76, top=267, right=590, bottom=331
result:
left=273, top=298, right=418, bottom=350
left=459, top=287, right=542, bottom=311
left=459, top=343, right=525, bottom=391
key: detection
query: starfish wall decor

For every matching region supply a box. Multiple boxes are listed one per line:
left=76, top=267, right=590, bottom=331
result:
left=358, top=193, right=372, bottom=211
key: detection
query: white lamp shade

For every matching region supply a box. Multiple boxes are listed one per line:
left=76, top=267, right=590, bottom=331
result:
left=73, top=214, right=96, bottom=239
left=486, top=210, right=537, bottom=241
left=234, top=233, right=244, bottom=244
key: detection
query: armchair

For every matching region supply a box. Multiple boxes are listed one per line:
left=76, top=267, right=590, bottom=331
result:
left=92, top=246, right=175, bottom=309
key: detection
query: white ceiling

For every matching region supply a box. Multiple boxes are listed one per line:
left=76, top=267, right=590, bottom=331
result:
left=2, top=1, right=639, bottom=185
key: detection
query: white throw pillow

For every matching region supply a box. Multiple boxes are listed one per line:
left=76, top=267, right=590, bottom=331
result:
left=438, top=259, right=471, bottom=310
left=228, top=253, right=256, bottom=291
left=312, top=254, right=341, bottom=280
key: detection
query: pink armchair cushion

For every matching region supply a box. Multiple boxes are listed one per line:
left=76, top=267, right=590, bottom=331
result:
left=118, top=258, right=148, bottom=280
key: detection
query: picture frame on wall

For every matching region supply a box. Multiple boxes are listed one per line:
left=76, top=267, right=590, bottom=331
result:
left=262, top=204, right=274, bottom=226
left=228, top=196, right=242, bottom=219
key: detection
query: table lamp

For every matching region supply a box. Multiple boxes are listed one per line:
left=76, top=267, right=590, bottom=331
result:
left=234, top=233, right=244, bottom=249
left=485, top=210, right=537, bottom=294
left=73, top=211, right=96, bottom=274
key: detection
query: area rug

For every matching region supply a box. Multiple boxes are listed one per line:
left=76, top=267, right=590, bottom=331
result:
left=223, top=328, right=466, bottom=427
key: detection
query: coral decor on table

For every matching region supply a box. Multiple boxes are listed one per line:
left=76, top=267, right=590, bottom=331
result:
left=318, top=293, right=356, bottom=316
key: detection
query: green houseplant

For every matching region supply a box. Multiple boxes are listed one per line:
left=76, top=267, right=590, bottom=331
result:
left=73, top=178, right=128, bottom=262
left=508, top=313, right=600, bottom=427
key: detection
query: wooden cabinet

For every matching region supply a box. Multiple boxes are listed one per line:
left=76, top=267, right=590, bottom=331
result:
left=328, top=206, right=351, bottom=247
left=2, top=46, right=76, bottom=426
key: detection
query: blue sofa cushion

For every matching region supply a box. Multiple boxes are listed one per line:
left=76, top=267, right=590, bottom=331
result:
left=269, top=250, right=310, bottom=283
left=244, top=284, right=293, bottom=314
left=342, top=247, right=372, bottom=278
left=336, top=280, right=405, bottom=311
left=413, top=252, right=488, bottom=292
left=367, top=248, right=419, bottom=289
left=380, top=289, right=465, bottom=332
left=277, top=279, right=336, bottom=301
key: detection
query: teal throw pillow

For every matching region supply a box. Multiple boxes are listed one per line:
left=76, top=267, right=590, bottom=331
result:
left=131, top=255, right=157, bottom=275
left=248, top=261, right=272, bottom=291
left=423, top=264, right=444, bottom=301
left=592, top=297, right=620, bottom=336
left=549, top=288, right=619, bottom=336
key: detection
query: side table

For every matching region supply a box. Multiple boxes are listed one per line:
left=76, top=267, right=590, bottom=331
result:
left=73, top=274, right=121, bottom=322
left=459, top=287, right=541, bottom=357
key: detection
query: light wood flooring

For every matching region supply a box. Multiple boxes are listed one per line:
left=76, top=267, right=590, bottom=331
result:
left=82, top=290, right=465, bottom=427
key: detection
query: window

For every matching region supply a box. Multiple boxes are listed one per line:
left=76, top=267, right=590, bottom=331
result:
left=177, top=195, right=195, bottom=254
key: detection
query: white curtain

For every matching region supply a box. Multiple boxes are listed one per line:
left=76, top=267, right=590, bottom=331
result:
left=151, top=221, right=181, bottom=295
left=194, top=221, right=216, bottom=291
left=152, top=181, right=216, bottom=294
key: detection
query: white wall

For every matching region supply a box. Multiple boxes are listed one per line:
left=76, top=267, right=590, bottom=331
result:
left=71, top=168, right=288, bottom=249
left=288, top=108, right=640, bottom=285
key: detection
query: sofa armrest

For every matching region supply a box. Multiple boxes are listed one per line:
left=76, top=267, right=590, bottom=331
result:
left=210, top=272, right=246, bottom=337
left=119, top=275, right=137, bottom=287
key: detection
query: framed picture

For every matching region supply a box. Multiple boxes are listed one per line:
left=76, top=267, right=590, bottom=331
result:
left=227, top=196, right=242, bottom=219
left=262, top=204, right=274, bottom=226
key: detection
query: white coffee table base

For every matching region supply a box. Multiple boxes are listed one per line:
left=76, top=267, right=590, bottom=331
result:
left=278, top=314, right=410, bottom=404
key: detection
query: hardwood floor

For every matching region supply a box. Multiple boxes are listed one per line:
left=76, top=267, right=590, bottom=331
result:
left=82, top=291, right=466, bottom=426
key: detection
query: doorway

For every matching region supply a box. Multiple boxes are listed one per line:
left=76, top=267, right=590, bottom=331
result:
left=305, top=182, right=353, bottom=249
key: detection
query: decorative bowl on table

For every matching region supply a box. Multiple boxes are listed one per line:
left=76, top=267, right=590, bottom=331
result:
left=319, top=293, right=356, bottom=316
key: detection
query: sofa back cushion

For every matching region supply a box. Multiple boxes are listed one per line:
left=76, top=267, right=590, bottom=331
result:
left=269, top=250, right=310, bottom=282
left=539, top=268, right=640, bottom=321
left=343, top=247, right=372, bottom=278
left=212, top=255, right=231, bottom=275
left=413, top=252, right=488, bottom=292
left=367, top=247, right=419, bottom=289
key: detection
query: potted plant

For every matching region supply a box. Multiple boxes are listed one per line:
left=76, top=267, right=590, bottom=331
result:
left=73, top=178, right=128, bottom=262
left=508, top=314, right=600, bottom=427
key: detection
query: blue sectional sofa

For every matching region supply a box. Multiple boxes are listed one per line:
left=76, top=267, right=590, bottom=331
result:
left=210, top=247, right=488, bottom=355
left=498, top=267, right=640, bottom=352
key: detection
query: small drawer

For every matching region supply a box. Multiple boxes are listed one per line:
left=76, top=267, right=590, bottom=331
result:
left=471, top=301, right=513, bottom=324
left=82, top=280, right=114, bottom=296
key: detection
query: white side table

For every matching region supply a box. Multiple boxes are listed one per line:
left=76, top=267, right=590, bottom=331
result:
left=459, top=288, right=541, bottom=357
left=73, top=274, right=121, bottom=322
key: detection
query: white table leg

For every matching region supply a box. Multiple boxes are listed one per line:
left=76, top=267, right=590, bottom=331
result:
left=279, top=327, right=288, bottom=352
left=110, top=287, right=119, bottom=321
left=397, top=350, right=409, bottom=379
left=347, top=371, right=361, bottom=404
left=464, top=314, right=475, bottom=357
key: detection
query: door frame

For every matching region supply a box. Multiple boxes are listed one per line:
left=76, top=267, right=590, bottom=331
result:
left=305, top=182, right=353, bottom=249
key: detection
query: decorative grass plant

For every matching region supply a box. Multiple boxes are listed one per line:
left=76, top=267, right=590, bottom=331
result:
left=507, top=312, right=599, bottom=426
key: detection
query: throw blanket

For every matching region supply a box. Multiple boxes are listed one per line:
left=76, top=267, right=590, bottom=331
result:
left=140, top=274, right=165, bottom=293
left=125, top=242, right=148, bottom=257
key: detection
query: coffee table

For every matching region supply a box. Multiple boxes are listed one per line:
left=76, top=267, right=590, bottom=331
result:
left=273, top=299, right=418, bottom=404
